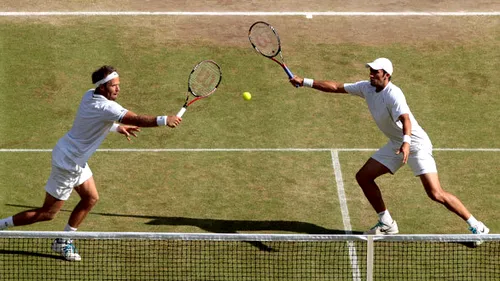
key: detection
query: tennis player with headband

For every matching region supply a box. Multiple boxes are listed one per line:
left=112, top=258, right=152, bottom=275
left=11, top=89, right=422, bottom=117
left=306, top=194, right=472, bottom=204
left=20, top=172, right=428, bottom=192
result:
left=289, top=58, right=489, bottom=240
left=0, top=65, right=182, bottom=261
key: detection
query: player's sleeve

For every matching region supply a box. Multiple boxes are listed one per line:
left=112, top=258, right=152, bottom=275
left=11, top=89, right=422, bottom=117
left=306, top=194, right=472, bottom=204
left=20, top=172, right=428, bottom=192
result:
left=344, top=81, right=368, bottom=98
left=388, top=90, right=411, bottom=122
left=102, top=101, right=128, bottom=123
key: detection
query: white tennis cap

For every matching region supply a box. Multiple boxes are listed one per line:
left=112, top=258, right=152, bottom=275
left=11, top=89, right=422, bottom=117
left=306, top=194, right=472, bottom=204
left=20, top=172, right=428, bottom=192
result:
left=366, top=58, right=393, bottom=76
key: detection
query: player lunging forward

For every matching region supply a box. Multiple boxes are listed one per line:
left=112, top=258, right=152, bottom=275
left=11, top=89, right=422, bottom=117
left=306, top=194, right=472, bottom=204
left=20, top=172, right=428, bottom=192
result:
left=290, top=58, right=489, bottom=239
left=0, top=65, right=182, bottom=261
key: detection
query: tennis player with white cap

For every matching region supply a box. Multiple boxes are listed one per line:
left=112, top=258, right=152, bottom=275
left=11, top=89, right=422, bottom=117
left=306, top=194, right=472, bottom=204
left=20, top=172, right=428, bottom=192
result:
left=0, top=65, right=182, bottom=260
left=289, top=58, right=489, bottom=240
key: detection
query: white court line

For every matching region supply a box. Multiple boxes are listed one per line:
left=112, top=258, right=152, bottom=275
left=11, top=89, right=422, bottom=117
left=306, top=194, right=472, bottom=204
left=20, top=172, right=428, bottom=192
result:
left=0, top=11, right=499, bottom=17
left=0, top=148, right=499, bottom=152
left=330, top=150, right=360, bottom=281
left=330, top=150, right=353, bottom=233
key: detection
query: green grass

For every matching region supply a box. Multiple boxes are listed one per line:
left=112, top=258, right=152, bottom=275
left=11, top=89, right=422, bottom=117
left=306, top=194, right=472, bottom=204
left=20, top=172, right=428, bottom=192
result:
left=0, top=17, right=498, bottom=149
left=1, top=151, right=343, bottom=233
left=0, top=15, right=499, bottom=280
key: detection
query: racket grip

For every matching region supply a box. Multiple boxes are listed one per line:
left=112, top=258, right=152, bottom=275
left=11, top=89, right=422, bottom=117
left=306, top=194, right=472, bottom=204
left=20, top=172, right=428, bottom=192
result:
left=283, top=65, right=299, bottom=88
left=283, top=66, right=294, bottom=79
left=176, top=107, right=187, bottom=118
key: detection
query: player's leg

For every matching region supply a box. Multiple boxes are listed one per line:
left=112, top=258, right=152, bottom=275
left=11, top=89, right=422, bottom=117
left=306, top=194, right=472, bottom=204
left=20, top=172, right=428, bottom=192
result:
left=14, top=193, right=64, bottom=225
left=419, top=173, right=471, bottom=219
left=51, top=178, right=97, bottom=262
left=52, top=165, right=95, bottom=262
left=419, top=173, right=489, bottom=236
left=410, top=148, right=489, bottom=242
left=0, top=149, right=75, bottom=230
left=0, top=192, right=64, bottom=229
left=69, top=176, right=99, bottom=229
left=356, top=158, right=392, bottom=213
left=357, top=152, right=400, bottom=235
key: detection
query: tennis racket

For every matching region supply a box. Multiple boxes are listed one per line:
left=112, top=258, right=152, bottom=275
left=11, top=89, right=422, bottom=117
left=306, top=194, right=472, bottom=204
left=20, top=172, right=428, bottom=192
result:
left=249, top=21, right=295, bottom=81
left=176, top=60, right=222, bottom=117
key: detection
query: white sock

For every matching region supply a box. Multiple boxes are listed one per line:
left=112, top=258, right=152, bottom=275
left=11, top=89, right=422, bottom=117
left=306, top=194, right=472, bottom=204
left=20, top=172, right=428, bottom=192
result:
left=466, top=215, right=479, bottom=227
left=64, top=224, right=77, bottom=232
left=0, top=217, right=14, bottom=230
left=378, top=210, right=393, bottom=225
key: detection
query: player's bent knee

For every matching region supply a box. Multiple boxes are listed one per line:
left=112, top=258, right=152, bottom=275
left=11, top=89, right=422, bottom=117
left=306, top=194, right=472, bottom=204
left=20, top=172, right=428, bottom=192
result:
left=427, top=191, right=445, bottom=203
left=83, top=196, right=99, bottom=208
left=355, top=171, right=374, bottom=186
left=355, top=173, right=365, bottom=185
left=45, top=213, right=58, bottom=221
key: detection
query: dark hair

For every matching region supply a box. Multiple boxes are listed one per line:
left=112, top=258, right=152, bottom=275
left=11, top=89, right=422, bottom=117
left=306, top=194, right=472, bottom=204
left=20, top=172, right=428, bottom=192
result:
left=382, top=70, right=392, bottom=81
left=92, top=65, right=117, bottom=84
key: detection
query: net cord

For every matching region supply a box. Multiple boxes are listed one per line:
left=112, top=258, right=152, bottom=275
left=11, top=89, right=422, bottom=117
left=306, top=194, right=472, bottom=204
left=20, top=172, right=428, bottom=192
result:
left=0, top=231, right=498, bottom=242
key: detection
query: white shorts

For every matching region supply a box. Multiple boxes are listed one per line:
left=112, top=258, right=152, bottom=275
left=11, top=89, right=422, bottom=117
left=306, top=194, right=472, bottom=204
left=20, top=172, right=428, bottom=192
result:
left=371, top=143, right=437, bottom=176
left=45, top=147, right=93, bottom=200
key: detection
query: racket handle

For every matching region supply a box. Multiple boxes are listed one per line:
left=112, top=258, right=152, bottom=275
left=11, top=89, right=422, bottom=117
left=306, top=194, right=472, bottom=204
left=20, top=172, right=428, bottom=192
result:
left=283, top=65, right=294, bottom=79
left=282, top=65, right=299, bottom=88
left=176, top=107, right=187, bottom=118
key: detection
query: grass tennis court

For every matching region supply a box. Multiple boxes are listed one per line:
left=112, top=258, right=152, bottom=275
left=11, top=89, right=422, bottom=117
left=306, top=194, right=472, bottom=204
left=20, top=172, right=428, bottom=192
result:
left=0, top=14, right=498, bottom=233
left=1, top=150, right=499, bottom=234
left=0, top=2, right=499, bottom=279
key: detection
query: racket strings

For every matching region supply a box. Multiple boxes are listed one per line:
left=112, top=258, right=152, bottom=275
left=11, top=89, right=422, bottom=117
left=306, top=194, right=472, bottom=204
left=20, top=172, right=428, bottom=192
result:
left=189, top=62, right=221, bottom=97
left=249, top=24, right=280, bottom=57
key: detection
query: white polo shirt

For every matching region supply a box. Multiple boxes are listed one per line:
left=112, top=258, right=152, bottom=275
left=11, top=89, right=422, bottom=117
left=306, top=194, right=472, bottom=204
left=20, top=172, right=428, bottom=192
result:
left=54, top=89, right=128, bottom=167
left=344, top=81, right=432, bottom=150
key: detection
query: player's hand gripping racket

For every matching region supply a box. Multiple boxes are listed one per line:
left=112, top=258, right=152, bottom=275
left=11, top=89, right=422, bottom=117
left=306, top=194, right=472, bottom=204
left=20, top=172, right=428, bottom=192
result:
left=249, top=21, right=296, bottom=83
left=176, top=60, right=222, bottom=117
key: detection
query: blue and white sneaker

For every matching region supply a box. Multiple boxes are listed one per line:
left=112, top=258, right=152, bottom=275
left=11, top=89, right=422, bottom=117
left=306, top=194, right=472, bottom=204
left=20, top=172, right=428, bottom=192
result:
left=364, top=220, right=399, bottom=235
left=51, top=238, right=82, bottom=261
left=0, top=221, right=8, bottom=230
left=469, top=221, right=489, bottom=246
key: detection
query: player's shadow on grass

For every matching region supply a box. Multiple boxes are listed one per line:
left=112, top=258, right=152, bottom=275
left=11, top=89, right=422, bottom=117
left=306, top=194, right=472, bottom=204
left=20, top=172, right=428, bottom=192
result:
left=144, top=216, right=357, bottom=235
left=0, top=249, right=65, bottom=260
left=6, top=204, right=360, bottom=235
left=138, top=216, right=361, bottom=252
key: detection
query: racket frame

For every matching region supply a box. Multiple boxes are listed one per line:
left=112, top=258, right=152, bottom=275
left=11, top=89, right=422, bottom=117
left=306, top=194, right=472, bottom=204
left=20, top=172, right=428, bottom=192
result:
left=249, top=21, right=294, bottom=79
left=177, top=60, right=221, bottom=117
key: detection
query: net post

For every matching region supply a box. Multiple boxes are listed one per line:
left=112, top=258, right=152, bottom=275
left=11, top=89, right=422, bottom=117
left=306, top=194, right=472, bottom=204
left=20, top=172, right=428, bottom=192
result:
left=366, top=235, right=374, bottom=281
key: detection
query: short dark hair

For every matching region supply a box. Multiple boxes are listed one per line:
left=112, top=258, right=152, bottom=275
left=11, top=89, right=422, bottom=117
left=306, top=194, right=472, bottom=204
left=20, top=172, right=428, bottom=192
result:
left=382, top=70, right=392, bottom=81
left=92, top=65, right=117, bottom=84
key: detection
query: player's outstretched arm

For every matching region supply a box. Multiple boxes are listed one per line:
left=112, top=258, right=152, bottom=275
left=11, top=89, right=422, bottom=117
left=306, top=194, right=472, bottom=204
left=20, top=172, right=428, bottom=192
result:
left=289, top=76, right=348, bottom=94
left=120, top=111, right=182, bottom=128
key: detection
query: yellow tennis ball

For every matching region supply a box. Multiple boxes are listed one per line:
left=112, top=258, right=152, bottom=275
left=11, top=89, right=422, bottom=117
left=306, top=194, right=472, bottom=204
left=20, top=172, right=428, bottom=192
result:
left=243, top=91, right=252, bottom=101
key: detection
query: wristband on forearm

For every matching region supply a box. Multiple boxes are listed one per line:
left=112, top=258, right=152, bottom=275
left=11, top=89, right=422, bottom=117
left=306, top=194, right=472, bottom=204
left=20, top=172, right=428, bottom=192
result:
left=156, top=116, right=168, bottom=126
left=403, top=135, right=412, bottom=145
left=303, top=78, right=314, bottom=88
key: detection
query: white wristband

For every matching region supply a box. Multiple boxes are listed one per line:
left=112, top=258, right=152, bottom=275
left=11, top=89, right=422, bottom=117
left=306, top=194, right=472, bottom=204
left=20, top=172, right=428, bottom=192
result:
left=156, top=116, right=168, bottom=126
left=109, top=123, right=119, bottom=132
left=303, top=78, right=314, bottom=88
left=402, top=135, right=412, bottom=144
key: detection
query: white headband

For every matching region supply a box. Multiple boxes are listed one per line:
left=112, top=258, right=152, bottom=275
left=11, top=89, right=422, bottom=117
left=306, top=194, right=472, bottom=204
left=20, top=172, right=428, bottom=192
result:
left=94, top=71, right=119, bottom=87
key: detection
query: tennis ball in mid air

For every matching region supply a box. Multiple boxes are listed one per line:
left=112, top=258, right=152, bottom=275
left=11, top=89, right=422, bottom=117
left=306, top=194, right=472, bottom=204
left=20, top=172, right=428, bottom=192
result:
left=242, top=92, right=252, bottom=101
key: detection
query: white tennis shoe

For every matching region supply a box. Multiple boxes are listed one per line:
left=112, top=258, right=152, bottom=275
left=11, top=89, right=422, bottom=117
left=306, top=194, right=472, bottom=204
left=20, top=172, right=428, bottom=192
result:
left=364, top=220, right=399, bottom=235
left=469, top=221, right=489, bottom=246
left=51, top=238, right=82, bottom=261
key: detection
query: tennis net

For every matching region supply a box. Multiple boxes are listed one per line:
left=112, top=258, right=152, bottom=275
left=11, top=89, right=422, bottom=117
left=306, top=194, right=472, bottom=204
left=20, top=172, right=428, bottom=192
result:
left=0, top=231, right=498, bottom=280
